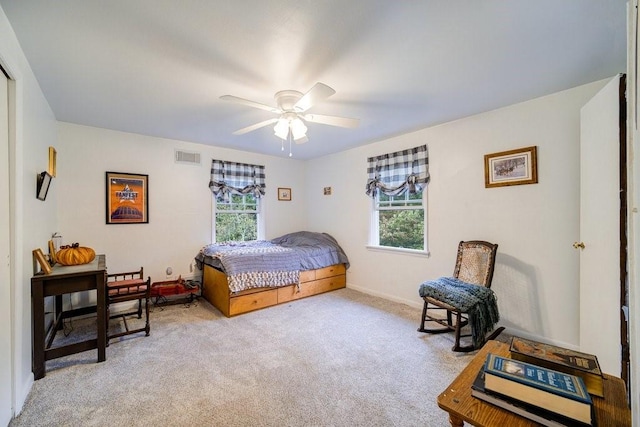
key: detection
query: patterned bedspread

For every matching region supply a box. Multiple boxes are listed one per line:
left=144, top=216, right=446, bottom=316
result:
left=196, top=232, right=350, bottom=293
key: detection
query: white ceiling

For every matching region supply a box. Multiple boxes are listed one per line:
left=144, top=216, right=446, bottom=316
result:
left=0, top=1, right=628, bottom=160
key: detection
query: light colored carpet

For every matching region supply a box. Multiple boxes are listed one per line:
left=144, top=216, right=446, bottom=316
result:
left=11, top=288, right=503, bottom=427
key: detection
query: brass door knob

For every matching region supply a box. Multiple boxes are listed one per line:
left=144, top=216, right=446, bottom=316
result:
left=573, top=242, right=585, bottom=249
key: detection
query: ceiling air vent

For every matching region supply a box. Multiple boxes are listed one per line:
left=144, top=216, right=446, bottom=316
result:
left=174, top=149, right=201, bottom=166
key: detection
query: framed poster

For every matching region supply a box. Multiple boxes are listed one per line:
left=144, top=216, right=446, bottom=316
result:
left=105, top=171, right=149, bottom=224
left=484, top=146, right=538, bottom=188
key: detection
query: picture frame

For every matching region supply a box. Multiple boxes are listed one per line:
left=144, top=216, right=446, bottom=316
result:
left=106, top=171, right=149, bottom=224
left=33, top=248, right=52, bottom=275
left=484, top=146, right=538, bottom=188
left=48, top=146, right=57, bottom=177
left=278, top=187, right=291, bottom=201
left=48, top=239, right=56, bottom=265
left=36, top=171, right=53, bottom=201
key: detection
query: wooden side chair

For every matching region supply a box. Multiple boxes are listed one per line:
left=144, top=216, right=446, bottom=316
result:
left=418, top=240, right=503, bottom=352
left=106, top=267, right=151, bottom=346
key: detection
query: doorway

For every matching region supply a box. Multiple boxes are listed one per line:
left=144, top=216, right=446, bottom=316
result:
left=578, top=74, right=628, bottom=388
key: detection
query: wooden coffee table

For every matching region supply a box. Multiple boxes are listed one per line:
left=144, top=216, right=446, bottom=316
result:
left=438, top=340, right=631, bottom=426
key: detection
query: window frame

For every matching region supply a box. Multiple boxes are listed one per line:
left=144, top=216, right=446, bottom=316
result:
left=211, top=193, right=265, bottom=242
left=367, top=189, right=429, bottom=256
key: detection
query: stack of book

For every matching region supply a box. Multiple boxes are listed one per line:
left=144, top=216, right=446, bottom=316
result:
left=509, top=336, right=604, bottom=397
left=472, top=340, right=599, bottom=426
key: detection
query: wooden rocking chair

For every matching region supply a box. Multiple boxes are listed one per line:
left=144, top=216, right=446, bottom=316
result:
left=418, top=240, right=503, bottom=352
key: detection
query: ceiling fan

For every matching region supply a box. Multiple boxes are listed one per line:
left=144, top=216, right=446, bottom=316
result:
left=220, top=82, right=359, bottom=145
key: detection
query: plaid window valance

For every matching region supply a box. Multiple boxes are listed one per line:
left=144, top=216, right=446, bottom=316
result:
left=209, top=159, right=266, bottom=202
left=365, top=145, right=429, bottom=197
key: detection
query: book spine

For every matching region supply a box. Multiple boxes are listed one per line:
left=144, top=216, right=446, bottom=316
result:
left=471, top=389, right=567, bottom=427
left=510, top=352, right=604, bottom=397
left=484, top=353, right=592, bottom=404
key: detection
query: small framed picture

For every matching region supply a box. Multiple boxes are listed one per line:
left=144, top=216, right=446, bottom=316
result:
left=106, top=171, right=149, bottom=224
left=48, top=240, right=56, bottom=265
left=36, top=171, right=53, bottom=201
left=33, top=248, right=52, bottom=275
left=484, top=146, right=538, bottom=188
left=278, top=187, right=291, bottom=201
left=48, top=146, right=57, bottom=177
left=323, top=187, right=332, bottom=195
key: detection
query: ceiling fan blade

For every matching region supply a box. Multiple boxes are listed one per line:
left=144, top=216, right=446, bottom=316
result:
left=304, top=113, right=359, bottom=128
left=294, top=135, right=309, bottom=145
left=220, top=95, right=281, bottom=113
left=294, top=82, right=336, bottom=112
left=232, top=118, right=278, bottom=135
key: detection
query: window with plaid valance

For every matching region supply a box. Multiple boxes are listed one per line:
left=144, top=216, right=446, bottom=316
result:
left=209, top=159, right=266, bottom=202
left=365, top=145, right=429, bottom=197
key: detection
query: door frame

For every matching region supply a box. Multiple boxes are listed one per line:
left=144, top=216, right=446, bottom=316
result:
left=618, top=75, right=630, bottom=392
left=0, top=62, right=13, bottom=425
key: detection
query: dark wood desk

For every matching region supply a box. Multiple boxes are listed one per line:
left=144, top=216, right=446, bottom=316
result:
left=438, top=340, right=631, bottom=426
left=31, top=255, right=106, bottom=380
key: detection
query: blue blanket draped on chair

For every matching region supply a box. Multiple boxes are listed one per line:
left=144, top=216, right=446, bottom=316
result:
left=418, top=276, right=499, bottom=348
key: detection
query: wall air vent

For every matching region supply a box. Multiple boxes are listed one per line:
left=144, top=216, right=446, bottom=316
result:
left=174, top=149, right=201, bottom=166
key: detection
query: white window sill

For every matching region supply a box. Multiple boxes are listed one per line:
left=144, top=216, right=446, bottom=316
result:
left=366, top=245, right=430, bottom=257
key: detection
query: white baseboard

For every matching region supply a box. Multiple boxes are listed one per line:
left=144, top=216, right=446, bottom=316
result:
left=346, top=283, right=423, bottom=310
left=345, top=283, right=578, bottom=351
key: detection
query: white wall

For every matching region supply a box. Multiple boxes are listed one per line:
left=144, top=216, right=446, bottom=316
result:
left=56, top=123, right=308, bottom=283
left=306, top=79, right=608, bottom=349
left=2, top=0, right=632, bottom=420
left=0, top=3, right=58, bottom=419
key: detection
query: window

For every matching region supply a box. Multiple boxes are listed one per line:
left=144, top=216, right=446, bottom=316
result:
left=366, top=145, right=429, bottom=252
left=214, top=193, right=260, bottom=242
left=209, top=159, right=265, bottom=242
left=372, top=191, right=425, bottom=250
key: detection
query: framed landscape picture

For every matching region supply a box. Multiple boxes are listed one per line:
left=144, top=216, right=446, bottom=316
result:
left=106, top=171, right=149, bottom=224
left=484, top=146, right=538, bottom=188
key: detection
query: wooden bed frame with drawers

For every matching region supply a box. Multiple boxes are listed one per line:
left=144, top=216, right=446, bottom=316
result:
left=202, top=263, right=347, bottom=317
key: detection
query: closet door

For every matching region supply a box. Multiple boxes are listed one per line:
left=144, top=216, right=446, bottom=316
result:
left=578, top=74, right=625, bottom=376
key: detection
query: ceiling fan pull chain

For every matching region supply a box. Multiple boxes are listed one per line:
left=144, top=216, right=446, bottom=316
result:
left=289, top=133, right=293, bottom=157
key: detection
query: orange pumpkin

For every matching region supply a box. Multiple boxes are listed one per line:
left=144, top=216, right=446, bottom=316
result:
left=56, top=243, right=96, bottom=266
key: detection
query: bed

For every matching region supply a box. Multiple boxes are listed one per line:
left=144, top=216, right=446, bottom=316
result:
left=195, top=231, right=349, bottom=316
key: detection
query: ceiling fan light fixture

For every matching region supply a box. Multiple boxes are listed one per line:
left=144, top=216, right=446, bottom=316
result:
left=222, top=82, right=358, bottom=155
left=274, top=118, right=289, bottom=140
left=291, top=118, right=307, bottom=141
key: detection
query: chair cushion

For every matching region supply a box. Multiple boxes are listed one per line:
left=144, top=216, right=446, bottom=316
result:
left=107, top=279, right=148, bottom=296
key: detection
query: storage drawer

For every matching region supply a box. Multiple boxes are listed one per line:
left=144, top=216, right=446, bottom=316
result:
left=315, top=264, right=346, bottom=279
left=278, top=275, right=346, bottom=302
left=299, top=269, right=316, bottom=283
left=229, top=288, right=278, bottom=316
